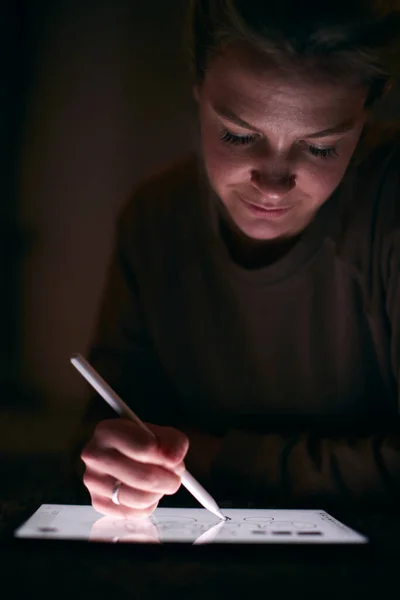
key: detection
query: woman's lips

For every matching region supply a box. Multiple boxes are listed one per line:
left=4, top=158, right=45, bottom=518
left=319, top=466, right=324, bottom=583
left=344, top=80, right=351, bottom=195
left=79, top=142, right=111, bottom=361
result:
left=240, top=196, right=293, bottom=219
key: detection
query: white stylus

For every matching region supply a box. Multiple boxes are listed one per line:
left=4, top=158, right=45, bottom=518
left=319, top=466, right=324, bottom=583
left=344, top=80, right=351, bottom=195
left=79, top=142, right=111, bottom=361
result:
left=70, top=354, right=227, bottom=521
left=193, top=519, right=227, bottom=545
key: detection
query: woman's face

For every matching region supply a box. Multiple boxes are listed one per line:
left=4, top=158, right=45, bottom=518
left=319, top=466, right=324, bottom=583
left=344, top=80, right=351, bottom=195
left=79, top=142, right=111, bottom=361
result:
left=196, top=43, right=368, bottom=241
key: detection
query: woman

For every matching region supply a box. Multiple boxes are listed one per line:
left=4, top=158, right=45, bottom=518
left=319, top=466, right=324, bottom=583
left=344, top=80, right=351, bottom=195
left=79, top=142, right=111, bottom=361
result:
left=76, top=0, right=400, bottom=516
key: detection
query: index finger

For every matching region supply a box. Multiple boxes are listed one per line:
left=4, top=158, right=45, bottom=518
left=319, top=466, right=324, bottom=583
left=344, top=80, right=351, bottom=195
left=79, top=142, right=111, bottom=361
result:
left=93, top=419, right=163, bottom=465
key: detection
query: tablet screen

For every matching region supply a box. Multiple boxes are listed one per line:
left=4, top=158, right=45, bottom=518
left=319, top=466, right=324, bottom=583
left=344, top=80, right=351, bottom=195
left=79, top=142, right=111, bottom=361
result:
left=14, top=505, right=367, bottom=544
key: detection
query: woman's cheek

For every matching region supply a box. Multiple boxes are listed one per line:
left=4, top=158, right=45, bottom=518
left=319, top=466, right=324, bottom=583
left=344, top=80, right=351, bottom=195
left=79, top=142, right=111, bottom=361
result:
left=203, top=142, right=250, bottom=187
left=297, top=157, right=348, bottom=201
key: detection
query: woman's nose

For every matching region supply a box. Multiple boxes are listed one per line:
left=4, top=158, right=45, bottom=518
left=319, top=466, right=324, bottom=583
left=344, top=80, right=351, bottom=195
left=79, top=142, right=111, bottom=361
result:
left=250, top=169, right=296, bottom=203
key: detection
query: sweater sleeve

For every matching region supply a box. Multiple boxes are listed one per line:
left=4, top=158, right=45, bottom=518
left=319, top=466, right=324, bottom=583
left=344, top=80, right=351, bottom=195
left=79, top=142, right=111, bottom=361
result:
left=210, top=425, right=400, bottom=507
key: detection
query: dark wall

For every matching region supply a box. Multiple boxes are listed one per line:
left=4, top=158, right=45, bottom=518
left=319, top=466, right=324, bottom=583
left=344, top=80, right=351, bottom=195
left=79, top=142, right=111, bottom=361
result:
left=1, top=1, right=31, bottom=406
left=16, top=0, right=196, bottom=410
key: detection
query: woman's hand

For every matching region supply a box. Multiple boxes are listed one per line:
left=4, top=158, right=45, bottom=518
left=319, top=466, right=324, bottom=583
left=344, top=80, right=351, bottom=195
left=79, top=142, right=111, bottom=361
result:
left=81, top=419, right=189, bottom=518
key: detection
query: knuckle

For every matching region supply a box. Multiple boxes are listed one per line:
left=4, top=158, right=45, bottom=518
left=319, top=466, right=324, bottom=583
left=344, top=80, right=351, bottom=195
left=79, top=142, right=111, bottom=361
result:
left=82, top=470, right=93, bottom=490
left=81, top=444, right=103, bottom=465
left=81, top=444, right=96, bottom=464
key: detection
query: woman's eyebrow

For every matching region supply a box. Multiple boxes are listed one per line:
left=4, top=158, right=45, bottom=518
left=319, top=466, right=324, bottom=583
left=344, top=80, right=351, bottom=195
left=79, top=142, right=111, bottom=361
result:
left=211, top=102, right=356, bottom=139
left=212, top=103, right=263, bottom=132
left=306, top=120, right=357, bottom=139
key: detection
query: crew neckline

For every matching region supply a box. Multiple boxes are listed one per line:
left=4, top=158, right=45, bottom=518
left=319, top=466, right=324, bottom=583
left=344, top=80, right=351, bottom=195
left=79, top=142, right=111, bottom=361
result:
left=198, top=162, right=356, bottom=286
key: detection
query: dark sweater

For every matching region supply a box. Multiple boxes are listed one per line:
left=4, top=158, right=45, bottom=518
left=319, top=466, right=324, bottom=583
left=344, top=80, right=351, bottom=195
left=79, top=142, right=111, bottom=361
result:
left=81, top=122, right=400, bottom=507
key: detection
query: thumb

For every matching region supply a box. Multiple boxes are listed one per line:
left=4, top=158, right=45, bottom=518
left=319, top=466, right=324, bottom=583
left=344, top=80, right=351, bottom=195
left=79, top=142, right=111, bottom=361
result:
left=146, top=423, right=189, bottom=467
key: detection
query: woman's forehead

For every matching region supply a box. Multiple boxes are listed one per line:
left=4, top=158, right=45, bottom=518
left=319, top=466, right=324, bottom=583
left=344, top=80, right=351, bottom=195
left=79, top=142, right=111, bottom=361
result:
left=203, top=43, right=367, bottom=129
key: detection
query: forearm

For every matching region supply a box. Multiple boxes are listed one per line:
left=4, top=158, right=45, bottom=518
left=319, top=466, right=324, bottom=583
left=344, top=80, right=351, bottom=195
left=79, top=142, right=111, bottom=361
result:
left=181, top=424, right=400, bottom=508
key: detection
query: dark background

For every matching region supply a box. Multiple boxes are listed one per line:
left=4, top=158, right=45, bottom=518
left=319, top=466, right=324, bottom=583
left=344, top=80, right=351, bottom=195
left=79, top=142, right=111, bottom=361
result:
left=1, top=0, right=399, bottom=461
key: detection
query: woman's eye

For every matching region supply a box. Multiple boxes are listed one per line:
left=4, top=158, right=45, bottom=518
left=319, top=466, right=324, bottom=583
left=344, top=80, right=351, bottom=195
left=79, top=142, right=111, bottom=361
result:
left=220, top=130, right=339, bottom=160
left=308, top=145, right=339, bottom=160
left=220, top=130, right=258, bottom=146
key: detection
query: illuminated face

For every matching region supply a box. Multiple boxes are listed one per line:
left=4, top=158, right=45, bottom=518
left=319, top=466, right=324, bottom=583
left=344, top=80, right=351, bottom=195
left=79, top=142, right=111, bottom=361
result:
left=196, top=43, right=367, bottom=241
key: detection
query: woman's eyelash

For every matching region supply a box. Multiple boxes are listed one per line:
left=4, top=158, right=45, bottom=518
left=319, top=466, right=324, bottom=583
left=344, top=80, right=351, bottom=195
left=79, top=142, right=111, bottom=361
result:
left=220, top=129, right=339, bottom=160
left=307, top=145, right=339, bottom=160
left=220, top=130, right=258, bottom=146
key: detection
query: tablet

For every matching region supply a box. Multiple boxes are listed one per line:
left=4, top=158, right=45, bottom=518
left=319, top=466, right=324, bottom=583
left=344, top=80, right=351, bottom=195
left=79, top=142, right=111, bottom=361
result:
left=14, top=505, right=368, bottom=545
